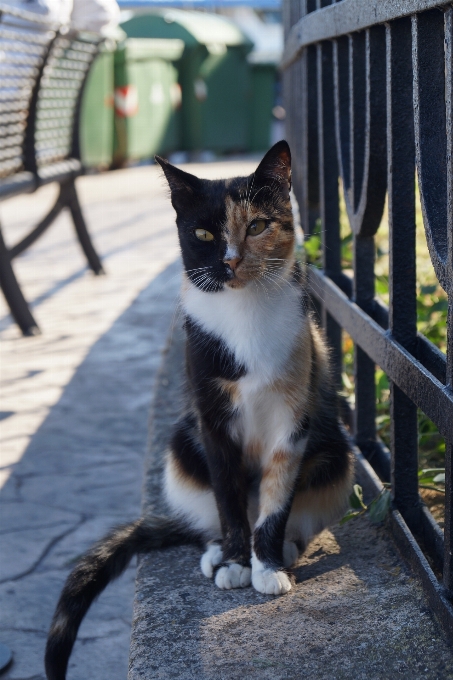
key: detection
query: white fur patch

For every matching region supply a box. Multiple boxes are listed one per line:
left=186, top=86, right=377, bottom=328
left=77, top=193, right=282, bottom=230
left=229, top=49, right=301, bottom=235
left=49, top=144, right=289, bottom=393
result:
left=164, top=457, right=221, bottom=538
left=201, top=543, right=223, bottom=578
left=234, top=379, right=301, bottom=456
left=182, top=278, right=304, bottom=382
left=215, top=563, right=252, bottom=589
left=251, top=553, right=292, bottom=595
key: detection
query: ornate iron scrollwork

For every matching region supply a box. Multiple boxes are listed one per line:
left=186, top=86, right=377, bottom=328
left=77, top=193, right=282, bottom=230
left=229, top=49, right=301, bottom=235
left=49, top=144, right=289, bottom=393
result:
left=413, top=9, right=453, bottom=296
left=333, top=27, right=387, bottom=237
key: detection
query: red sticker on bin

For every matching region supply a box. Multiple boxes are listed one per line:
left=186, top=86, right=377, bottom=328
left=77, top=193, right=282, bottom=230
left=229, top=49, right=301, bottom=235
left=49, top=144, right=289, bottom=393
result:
left=114, top=85, right=138, bottom=117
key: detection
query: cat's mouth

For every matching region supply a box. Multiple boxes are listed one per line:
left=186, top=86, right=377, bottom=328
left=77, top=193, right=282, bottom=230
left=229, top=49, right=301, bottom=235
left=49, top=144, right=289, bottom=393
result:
left=223, top=262, right=247, bottom=289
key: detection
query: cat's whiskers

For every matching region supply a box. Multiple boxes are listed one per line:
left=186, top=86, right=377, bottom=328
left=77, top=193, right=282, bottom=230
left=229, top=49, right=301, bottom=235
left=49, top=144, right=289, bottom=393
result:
left=245, top=172, right=256, bottom=211
left=191, top=273, right=211, bottom=290
left=186, top=266, right=214, bottom=275
left=251, top=274, right=271, bottom=301
left=261, top=272, right=285, bottom=293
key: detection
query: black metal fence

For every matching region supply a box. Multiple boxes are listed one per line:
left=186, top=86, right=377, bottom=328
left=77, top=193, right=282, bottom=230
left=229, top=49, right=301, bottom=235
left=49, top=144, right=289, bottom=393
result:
left=282, top=0, right=453, bottom=635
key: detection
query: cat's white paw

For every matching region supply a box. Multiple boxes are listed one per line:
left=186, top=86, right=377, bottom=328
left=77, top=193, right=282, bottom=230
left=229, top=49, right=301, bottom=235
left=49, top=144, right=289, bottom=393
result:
left=215, top=563, right=251, bottom=589
left=283, top=540, right=299, bottom=568
left=200, top=543, right=223, bottom=578
left=252, top=568, right=292, bottom=595
left=251, top=553, right=292, bottom=595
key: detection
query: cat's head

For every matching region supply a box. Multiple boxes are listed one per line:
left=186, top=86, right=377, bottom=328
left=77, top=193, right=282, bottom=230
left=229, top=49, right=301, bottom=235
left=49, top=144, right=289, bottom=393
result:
left=156, top=141, right=294, bottom=292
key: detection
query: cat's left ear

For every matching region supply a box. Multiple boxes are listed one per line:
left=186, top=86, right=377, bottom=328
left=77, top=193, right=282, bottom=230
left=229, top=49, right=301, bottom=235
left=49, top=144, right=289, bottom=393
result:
left=155, top=155, right=202, bottom=212
left=254, top=140, right=292, bottom=198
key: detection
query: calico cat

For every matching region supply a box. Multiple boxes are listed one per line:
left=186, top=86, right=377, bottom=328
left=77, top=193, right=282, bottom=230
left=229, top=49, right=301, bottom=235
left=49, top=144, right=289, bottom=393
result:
left=45, top=141, right=353, bottom=680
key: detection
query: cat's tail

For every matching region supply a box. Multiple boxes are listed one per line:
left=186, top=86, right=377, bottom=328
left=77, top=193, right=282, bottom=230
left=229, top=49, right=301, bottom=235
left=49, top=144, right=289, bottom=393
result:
left=44, top=515, right=199, bottom=680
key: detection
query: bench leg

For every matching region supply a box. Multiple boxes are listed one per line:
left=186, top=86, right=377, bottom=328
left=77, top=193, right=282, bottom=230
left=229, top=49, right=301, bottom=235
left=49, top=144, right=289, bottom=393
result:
left=0, top=223, right=40, bottom=336
left=64, top=179, right=105, bottom=275
left=9, top=187, right=66, bottom=259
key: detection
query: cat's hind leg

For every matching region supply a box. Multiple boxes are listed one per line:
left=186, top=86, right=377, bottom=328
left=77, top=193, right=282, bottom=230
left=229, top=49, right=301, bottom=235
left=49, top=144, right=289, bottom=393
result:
left=283, top=540, right=299, bottom=568
left=164, top=416, right=222, bottom=538
left=286, top=434, right=354, bottom=552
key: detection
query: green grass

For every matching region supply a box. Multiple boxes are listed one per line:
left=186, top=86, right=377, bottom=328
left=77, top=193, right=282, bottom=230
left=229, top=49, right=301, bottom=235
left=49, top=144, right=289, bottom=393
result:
left=301, top=181, right=447, bottom=501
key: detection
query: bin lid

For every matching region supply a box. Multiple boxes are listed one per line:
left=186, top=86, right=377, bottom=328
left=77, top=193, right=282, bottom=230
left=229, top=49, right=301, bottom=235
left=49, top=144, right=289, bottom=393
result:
left=120, top=37, right=185, bottom=60
left=121, top=9, right=253, bottom=51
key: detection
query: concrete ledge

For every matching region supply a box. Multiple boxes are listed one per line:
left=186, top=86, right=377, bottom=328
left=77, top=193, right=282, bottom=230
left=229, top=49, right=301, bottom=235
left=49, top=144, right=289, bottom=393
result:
left=129, top=322, right=453, bottom=680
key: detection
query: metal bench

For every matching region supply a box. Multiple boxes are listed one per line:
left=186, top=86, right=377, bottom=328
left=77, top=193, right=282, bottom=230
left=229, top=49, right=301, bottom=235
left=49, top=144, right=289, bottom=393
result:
left=0, top=3, right=104, bottom=336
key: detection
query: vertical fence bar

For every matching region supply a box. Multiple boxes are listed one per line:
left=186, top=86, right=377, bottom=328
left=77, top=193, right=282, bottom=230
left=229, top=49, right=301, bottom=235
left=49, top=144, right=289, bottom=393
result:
left=317, top=40, right=342, bottom=388
left=353, top=237, right=377, bottom=452
left=386, top=18, right=420, bottom=533
left=350, top=32, right=377, bottom=454
left=306, top=44, right=320, bottom=236
left=309, top=0, right=321, bottom=234
left=294, top=0, right=319, bottom=236
left=443, top=7, right=453, bottom=593
left=445, top=302, right=453, bottom=591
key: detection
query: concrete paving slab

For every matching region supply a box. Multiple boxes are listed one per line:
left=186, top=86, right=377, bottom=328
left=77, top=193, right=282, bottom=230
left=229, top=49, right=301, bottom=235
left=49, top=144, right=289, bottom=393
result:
left=129, top=321, right=453, bottom=680
left=0, top=159, right=258, bottom=679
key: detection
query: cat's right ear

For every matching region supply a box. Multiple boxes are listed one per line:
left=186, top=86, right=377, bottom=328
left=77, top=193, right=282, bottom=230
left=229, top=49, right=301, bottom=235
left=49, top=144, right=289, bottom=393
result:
left=155, top=156, right=201, bottom=212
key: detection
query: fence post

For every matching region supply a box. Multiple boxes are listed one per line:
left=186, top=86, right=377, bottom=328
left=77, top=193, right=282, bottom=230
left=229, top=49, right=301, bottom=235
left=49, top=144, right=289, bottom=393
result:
left=386, top=18, right=420, bottom=533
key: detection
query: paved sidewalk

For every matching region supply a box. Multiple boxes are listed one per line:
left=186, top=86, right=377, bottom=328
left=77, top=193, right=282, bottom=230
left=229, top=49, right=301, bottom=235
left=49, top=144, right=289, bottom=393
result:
left=0, top=159, right=257, bottom=680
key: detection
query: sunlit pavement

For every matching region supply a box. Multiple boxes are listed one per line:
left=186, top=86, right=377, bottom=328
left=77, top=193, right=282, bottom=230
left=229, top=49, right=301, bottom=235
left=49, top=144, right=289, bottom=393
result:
left=0, top=159, right=258, bottom=680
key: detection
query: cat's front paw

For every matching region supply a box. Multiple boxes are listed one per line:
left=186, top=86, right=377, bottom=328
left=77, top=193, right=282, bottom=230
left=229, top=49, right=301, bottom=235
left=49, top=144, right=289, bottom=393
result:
left=252, top=568, right=292, bottom=595
left=201, top=542, right=223, bottom=578
left=215, top=563, right=251, bottom=589
left=251, top=554, right=292, bottom=595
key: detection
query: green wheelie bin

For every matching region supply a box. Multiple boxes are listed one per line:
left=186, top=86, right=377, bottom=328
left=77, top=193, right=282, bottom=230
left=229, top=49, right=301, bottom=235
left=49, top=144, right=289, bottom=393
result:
left=113, top=38, right=184, bottom=165
left=120, top=9, right=253, bottom=154
left=79, top=42, right=116, bottom=168
left=248, top=54, right=278, bottom=152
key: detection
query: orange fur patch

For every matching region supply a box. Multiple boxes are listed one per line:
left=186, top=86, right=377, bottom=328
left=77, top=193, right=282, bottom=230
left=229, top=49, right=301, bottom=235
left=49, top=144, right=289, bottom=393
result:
left=291, top=453, right=354, bottom=522
left=217, top=378, right=240, bottom=405
left=270, top=320, right=313, bottom=423
left=222, top=194, right=295, bottom=289
left=259, top=449, right=301, bottom=519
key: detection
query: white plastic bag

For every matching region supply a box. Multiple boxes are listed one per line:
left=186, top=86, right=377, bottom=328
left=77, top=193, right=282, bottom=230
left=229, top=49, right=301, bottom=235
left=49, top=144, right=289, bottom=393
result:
left=5, top=0, right=119, bottom=33
left=5, top=0, right=73, bottom=24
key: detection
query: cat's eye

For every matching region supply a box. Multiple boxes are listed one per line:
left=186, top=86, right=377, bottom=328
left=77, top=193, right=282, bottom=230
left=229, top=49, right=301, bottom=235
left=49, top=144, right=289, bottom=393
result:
left=194, top=229, right=214, bottom=242
left=246, top=220, right=267, bottom=236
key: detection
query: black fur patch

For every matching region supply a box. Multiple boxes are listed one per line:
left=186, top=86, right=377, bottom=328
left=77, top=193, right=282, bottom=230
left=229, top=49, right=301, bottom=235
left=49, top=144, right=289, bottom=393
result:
left=184, top=316, right=245, bottom=383
left=170, top=414, right=211, bottom=488
left=253, top=504, right=292, bottom=569
left=184, top=316, right=245, bottom=432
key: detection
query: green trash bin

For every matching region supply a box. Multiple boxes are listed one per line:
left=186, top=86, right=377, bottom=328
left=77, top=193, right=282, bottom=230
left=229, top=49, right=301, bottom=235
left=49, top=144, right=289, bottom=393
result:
left=248, top=55, right=278, bottom=152
left=113, top=38, right=184, bottom=165
left=120, top=10, right=253, bottom=154
left=79, top=43, right=115, bottom=169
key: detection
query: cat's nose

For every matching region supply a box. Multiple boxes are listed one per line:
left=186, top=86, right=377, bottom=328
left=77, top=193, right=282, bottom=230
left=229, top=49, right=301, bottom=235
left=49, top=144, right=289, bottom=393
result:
left=224, top=256, right=242, bottom=271
left=223, top=246, right=242, bottom=271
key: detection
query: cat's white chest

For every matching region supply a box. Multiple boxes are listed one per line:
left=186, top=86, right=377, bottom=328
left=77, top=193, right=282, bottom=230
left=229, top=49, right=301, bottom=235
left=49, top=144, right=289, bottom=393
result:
left=182, top=281, right=304, bottom=381
left=183, top=281, right=305, bottom=456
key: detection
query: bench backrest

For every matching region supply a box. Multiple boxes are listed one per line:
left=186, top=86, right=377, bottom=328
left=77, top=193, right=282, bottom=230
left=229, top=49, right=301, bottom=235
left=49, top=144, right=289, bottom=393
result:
left=30, top=32, right=100, bottom=173
left=0, top=4, right=101, bottom=182
left=0, top=4, right=55, bottom=179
